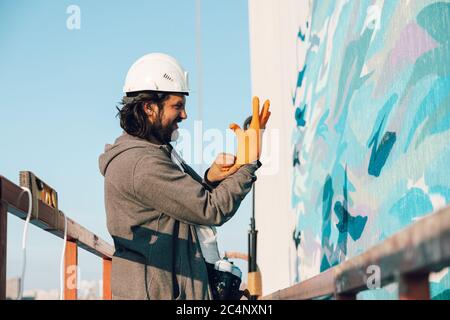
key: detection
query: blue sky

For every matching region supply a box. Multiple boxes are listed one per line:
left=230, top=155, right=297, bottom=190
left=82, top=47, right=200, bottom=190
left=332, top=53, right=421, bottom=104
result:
left=1, top=0, right=254, bottom=291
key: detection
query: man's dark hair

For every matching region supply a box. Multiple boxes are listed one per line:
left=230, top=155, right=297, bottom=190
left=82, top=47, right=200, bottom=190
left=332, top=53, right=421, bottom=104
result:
left=116, top=91, right=170, bottom=140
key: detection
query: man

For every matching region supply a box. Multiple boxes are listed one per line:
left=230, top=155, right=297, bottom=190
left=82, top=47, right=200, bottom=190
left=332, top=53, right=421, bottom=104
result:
left=99, top=53, right=270, bottom=299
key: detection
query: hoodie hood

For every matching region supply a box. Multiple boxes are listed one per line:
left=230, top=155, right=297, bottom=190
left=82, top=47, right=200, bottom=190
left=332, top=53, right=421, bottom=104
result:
left=99, top=132, right=166, bottom=176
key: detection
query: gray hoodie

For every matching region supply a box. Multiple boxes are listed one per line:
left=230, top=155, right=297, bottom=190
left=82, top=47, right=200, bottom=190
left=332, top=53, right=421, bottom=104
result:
left=99, top=132, right=259, bottom=300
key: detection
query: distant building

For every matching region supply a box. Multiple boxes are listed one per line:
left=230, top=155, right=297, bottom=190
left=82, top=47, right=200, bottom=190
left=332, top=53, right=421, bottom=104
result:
left=6, top=277, right=102, bottom=300
left=6, top=278, right=21, bottom=300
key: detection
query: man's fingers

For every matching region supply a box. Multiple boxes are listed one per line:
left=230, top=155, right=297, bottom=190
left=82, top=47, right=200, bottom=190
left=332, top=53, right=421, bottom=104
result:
left=225, top=163, right=240, bottom=175
left=252, top=96, right=260, bottom=124
left=215, top=153, right=236, bottom=166
left=229, top=123, right=243, bottom=134
left=259, top=99, right=271, bottom=128
left=218, top=162, right=240, bottom=175
left=261, top=111, right=271, bottom=129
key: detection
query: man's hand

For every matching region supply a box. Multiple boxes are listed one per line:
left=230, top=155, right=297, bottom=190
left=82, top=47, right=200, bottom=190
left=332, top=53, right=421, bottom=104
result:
left=206, top=153, right=239, bottom=183
left=229, top=96, right=271, bottom=167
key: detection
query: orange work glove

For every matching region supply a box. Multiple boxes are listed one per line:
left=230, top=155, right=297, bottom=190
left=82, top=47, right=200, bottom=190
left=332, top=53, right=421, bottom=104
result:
left=229, top=96, right=271, bottom=168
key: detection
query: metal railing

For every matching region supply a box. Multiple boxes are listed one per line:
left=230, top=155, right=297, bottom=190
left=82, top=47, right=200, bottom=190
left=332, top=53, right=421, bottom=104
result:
left=263, top=205, right=450, bottom=300
left=2, top=171, right=449, bottom=300
left=0, top=175, right=114, bottom=300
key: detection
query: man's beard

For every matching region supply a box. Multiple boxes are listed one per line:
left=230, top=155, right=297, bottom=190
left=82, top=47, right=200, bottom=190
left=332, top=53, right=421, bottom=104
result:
left=150, top=112, right=179, bottom=144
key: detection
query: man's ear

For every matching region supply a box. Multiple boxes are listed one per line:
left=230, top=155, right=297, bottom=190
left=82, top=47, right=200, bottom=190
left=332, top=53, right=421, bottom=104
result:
left=143, top=102, right=157, bottom=117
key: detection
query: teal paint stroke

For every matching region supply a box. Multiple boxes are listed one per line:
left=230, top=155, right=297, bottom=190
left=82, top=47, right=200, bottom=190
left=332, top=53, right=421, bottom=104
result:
left=293, top=144, right=301, bottom=167
left=417, top=2, right=450, bottom=44
left=321, top=175, right=334, bottom=244
left=320, top=166, right=367, bottom=272
left=320, top=175, right=334, bottom=272
left=431, top=267, right=450, bottom=300
left=404, top=76, right=450, bottom=152
left=409, top=2, right=450, bottom=85
left=297, top=64, right=307, bottom=88
left=316, top=109, right=329, bottom=140
left=335, top=166, right=364, bottom=254
left=291, top=182, right=301, bottom=209
left=297, top=27, right=306, bottom=41
left=295, top=105, right=307, bottom=127
left=367, top=122, right=396, bottom=177
left=415, top=92, right=450, bottom=147
left=334, top=27, right=374, bottom=133
left=432, top=289, right=450, bottom=300
left=430, top=186, right=450, bottom=202
left=334, top=202, right=368, bottom=241
left=424, top=142, right=450, bottom=188
left=389, top=188, right=433, bottom=225
left=365, top=0, right=401, bottom=60
left=292, top=58, right=307, bottom=106
left=404, top=2, right=450, bottom=152
left=367, top=94, right=398, bottom=177
left=311, top=0, right=337, bottom=33
left=367, top=94, right=398, bottom=144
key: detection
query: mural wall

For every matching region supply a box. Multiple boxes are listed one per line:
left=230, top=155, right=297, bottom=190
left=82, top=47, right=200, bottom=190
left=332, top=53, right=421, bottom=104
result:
left=249, top=0, right=450, bottom=298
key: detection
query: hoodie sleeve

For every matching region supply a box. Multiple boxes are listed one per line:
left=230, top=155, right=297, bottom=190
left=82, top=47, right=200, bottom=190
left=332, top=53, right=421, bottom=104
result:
left=202, top=168, right=221, bottom=190
left=132, top=151, right=260, bottom=226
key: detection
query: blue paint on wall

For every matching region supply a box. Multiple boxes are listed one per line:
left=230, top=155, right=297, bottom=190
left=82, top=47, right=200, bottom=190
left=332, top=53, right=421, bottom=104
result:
left=368, top=94, right=398, bottom=143
left=430, top=186, right=450, bottom=202
left=368, top=121, right=396, bottom=177
left=334, top=27, right=374, bottom=133
left=320, top=166, right=368, bottom=271
left=320, top=175, right=334, bottom=272
left=389, top=188, right=433, bottom=225
left=297, top=64, right=307, bottom=88
left=316, top=110, right=329, bottom=139
left=291, top=0, right=450, bottom=298
left=295, top=105, right=307, bottom=127
left=334, top=202, right=368, bottom=241
left=293, top=64, right=307, bottom=105
left=298, top=27, right=306, bottom=41
left=405, top=77, right=450, bottom=151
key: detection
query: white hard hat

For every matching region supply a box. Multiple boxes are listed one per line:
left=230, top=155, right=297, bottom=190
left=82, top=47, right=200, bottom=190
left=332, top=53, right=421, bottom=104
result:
left=123, top=53, right=189, bottom=95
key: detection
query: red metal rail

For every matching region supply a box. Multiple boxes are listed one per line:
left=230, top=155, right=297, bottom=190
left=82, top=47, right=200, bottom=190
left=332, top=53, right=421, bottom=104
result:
left=263, top=205, right=450, bottom=300
left=0, top=175, right=114, bottom=300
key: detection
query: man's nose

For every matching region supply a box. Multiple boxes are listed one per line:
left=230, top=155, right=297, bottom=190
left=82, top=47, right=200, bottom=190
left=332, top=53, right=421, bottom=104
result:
left=180, top=109, right=187, bottom=120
